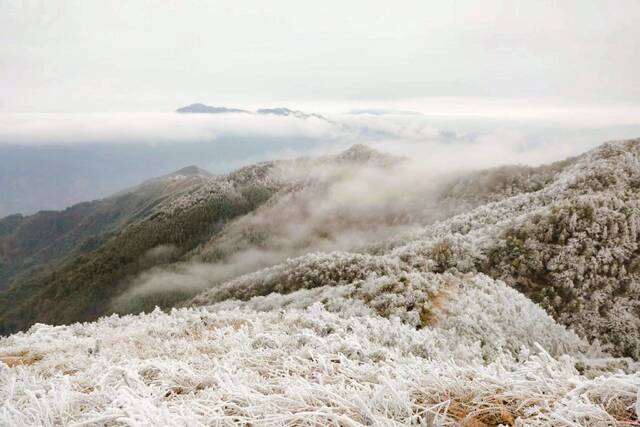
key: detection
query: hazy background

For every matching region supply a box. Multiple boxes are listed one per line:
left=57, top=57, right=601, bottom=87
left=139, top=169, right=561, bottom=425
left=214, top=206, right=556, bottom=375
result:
left=1, top=0, right=639, bottom=216
left=2, top=0, right=639, bottom=111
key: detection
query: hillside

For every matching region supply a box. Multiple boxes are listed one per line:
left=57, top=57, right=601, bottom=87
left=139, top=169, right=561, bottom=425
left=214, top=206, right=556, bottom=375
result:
left=1, top=274, right=638, bottom=424
left=186, top=140, right=640, bottom=359
left=1, top=139, right=640, bottom=425
left=0, top=166, right=212, bottom=292
left=0, top=161, right=284, bottom=333
left=4, top=141, right=639, bottom=352
left=0, top=146, right=402, bottom=333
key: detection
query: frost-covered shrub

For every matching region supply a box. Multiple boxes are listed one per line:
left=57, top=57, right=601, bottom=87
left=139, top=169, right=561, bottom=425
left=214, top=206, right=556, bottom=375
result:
left=192, top=139, right=640, bottom=357
left=0, top=305, right=636, bottom=426
left=486, top=194, right=640, bottom=357
left=191, top=251, right=403, bottom=305
left=208, top=272, right=592, bottom=360
left=380, top=139, right=640, bottom=358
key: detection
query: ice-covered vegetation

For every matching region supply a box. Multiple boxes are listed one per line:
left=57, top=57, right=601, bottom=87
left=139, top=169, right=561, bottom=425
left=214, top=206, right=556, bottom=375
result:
left=190, top=139, right=640, bottom=358
left=1, top=300, right=638, bottom=425
left=2, top=139, right=640, bottom=425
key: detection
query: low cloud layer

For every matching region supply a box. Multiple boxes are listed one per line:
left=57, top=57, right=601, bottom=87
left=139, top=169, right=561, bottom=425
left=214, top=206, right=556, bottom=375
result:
left=0, top=112, right=341, bottom=146
left=2, top=110, right=640, bottom=218
left=2, top=101, right=640, bottom=147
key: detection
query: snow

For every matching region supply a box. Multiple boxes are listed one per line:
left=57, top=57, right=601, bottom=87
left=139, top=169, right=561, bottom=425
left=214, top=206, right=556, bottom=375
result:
left=3, top=268, right=639, bottom=425
left=2, top=139, right=640, bottom=425
left=1, top=305, right=638, bottom=426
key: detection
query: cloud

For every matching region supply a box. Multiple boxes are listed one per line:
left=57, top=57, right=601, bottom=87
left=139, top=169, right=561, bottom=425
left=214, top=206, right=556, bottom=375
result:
left=0, top=112, right=343, bottom=146
left=2, top=99, right=640, bottom=147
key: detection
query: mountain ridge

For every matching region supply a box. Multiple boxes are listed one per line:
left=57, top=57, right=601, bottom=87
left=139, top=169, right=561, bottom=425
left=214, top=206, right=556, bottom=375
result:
left=2, top=140, right=640, bottom=360
left=0, top=145, right=397, bottom=333
left=175, top=103, right=249, bottom=114
left=176, top=103, right=330, bottom=121
left=2, top=139, right=640, bottom=425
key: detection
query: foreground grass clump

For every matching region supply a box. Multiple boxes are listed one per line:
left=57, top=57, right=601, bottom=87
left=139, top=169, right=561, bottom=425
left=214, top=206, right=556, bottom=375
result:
left=1, top=304, right=638, bottom=426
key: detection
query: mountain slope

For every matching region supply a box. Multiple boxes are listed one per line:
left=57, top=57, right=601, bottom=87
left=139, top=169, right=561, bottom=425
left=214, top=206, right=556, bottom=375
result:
left=3, top=140, right=640, bottom=358
left=0, top=147, right=402, bottom=333
left=1, top=275, right=638, bottom=425
left=392, top=139, right=640, bottom=357
left=1, top=139, right=640, bottom=425
left=0, top=166, right=212, bottom=292
left=187, top=140, right=640, bottom=357
left=0, top=164, right=281, bottom=333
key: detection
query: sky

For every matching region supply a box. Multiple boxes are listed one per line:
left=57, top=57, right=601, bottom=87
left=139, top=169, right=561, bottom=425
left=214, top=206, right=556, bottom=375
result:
left=1, top=0, right=639, bottom=113
left=2, top=0, right=640, bottom=217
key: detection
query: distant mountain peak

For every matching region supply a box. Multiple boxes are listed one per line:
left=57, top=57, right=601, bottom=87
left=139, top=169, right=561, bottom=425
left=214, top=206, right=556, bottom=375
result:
left=256, top=107, right=328, bottom=121
left=336, top=144, right=403, bottom=165
left=171, top=165, right=211, bottom=177
left=176, top=103, right=248, bottom=114
left=176, top=103, right=329, bottom=121
left=339, top=143, right=378, bottom=158
left=134, top=165, right=212, bottom=189
left=256, top=107, right=296, bottom=116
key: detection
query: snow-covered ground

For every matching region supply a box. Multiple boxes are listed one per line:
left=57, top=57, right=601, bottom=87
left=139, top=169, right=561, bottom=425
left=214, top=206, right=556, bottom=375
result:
left=1, top=276, right=639, bottom=425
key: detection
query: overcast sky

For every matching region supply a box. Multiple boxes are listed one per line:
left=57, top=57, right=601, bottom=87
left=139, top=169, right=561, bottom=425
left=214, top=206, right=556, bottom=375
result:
left=1, top=0, right=639, bottom=113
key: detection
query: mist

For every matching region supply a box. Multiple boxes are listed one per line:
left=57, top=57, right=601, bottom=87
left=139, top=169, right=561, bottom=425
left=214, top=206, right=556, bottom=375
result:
left=114, top=154, right=438, bottom=303
left=114, top=121, right=621, bottom=307
left=3, top=108, right=640, bottom=219
left=0, top=112, right=341, bottom=146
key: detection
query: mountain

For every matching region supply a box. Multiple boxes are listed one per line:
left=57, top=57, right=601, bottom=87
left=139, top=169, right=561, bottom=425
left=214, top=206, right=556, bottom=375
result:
left=108, top=138, right=640, bottom=359
left=176, top=103, right=330, bottom=121
left=0, top=160, right=283, bottom=333
left=2, top=140, right=640, bottom=425
left=0, top=148, right=402, bottom=333
left=0, top=166, right=212, bottom=291
left=256, top=107, right=329, bottom=121
left=347, top=108, right=424, bottom=116
left=4, top=140, right=640, bottom=357
left=176, top=103, right=249, bottom=114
